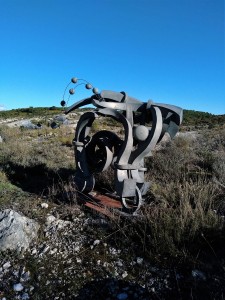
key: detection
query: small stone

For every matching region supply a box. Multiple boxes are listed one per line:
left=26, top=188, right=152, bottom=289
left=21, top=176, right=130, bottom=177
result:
left=49, top=248, right=58, bottom=255
left=20, top=271, right=30, bottom=282
left=93, top=239, right=100, bottom=246
left=13, top=283, right=24, bottom=291
left=122, top=271, right=128, bottom=278
left=103, top=262, right=110, bottom=267
left=74, top=246, right=80, bottom=252
left=192, top=269, right=206, bottom=280
left=136, top=257, right=143, bottom=264
left=117, top=292, right=128, bottom=300
left=76, top=258, right=82, bottom=263
left=56, top=221, right=64, bottom=230
left=21, top=293, right=30, bottom=300
left=31, top=248, right=37, bottom=255
left=41, top=203, right=48, bottom=209
left=109, top=247, right=117, bottom=255
left=116, top=259, right=123, bottom=267
left=13, top=270, right=19, bottom=277
left=3, top=261, right=11, bottom=269
left=46, top=215, right=56, bottom=224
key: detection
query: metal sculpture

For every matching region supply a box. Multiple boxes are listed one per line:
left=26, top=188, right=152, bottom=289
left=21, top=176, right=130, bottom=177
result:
left=61, top=77, right=183, bottom=214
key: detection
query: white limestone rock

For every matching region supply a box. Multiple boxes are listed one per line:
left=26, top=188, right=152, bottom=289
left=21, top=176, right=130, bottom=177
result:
left=0, top=209, right=39, bottom=253
left=13, top=282, right=24, bottom=291
left=3, top=261, right=11, bottom=269
left=40, top=202, right=49, bottom=209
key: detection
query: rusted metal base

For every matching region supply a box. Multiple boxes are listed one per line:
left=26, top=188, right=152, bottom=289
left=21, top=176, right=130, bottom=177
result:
left=77, top=192, right=121, bottom=217
left=77, top=191, right=140, bottom=217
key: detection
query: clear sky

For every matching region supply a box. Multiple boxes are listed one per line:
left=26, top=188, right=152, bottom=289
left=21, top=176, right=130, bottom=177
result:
left=0, top=0, right=224, bottom=114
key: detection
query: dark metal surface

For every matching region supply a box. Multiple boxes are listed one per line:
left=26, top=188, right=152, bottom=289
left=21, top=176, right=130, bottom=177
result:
left=61, top=77, right=183, bottom=214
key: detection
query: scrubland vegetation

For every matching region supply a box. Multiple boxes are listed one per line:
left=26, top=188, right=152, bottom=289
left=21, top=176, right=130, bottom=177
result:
left=0, top=108, right=225, bottom=298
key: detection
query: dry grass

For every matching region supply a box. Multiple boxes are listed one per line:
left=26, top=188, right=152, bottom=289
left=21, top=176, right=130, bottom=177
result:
left=0, top=126, right=74, bottom=170
left=0, top=122, right=225, bottom=267
left=47, top=176, right=78, bottom=205
left=143, top=178, right=222, bottom=254
left=103, top=129, right=225, bottom=265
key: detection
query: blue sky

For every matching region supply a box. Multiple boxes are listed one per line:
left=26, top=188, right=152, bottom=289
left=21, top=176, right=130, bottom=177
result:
left=0, top=0, right=224, bottom=114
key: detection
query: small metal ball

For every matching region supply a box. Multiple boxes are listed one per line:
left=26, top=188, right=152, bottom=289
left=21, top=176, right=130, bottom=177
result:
left=92, top=87, right=98, bottom=94
left=85, top=83, right=92, bottom=89
left=69, top=88, right=75, bottom=95
left=133, top=125, right=149, bottom=142
left=71, top=77, right=78, bottom=83
left=60, top=100, right=66, bottom=107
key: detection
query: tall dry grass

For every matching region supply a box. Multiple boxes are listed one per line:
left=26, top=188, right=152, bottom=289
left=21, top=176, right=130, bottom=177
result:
left=106, top=130, right=225, bottom=264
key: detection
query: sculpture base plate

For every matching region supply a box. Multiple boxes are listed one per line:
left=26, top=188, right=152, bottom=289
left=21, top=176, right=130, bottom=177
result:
left=77, top=192, right=138, bottom=217
left=78, top=192, right=121, bottom=217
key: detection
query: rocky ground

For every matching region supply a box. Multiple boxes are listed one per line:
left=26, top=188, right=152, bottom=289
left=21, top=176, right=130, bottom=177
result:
left=1, top=200, right=225, bottom=300
left=0, top=204, right=156, bottom=299
left=1, top=114, right=225, bottom=299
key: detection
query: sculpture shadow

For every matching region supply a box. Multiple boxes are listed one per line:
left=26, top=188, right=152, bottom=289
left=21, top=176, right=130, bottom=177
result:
left=5, top=162, right=74, bottom=196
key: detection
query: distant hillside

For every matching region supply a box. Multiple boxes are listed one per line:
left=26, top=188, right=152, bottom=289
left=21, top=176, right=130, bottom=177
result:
left=183, top=110, right=225, bottom=128
left=0, top=107, right=64, bottom=119
left=0, top=107, right=224, bottom=128
left=0, top=107, right=92, bottom=119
